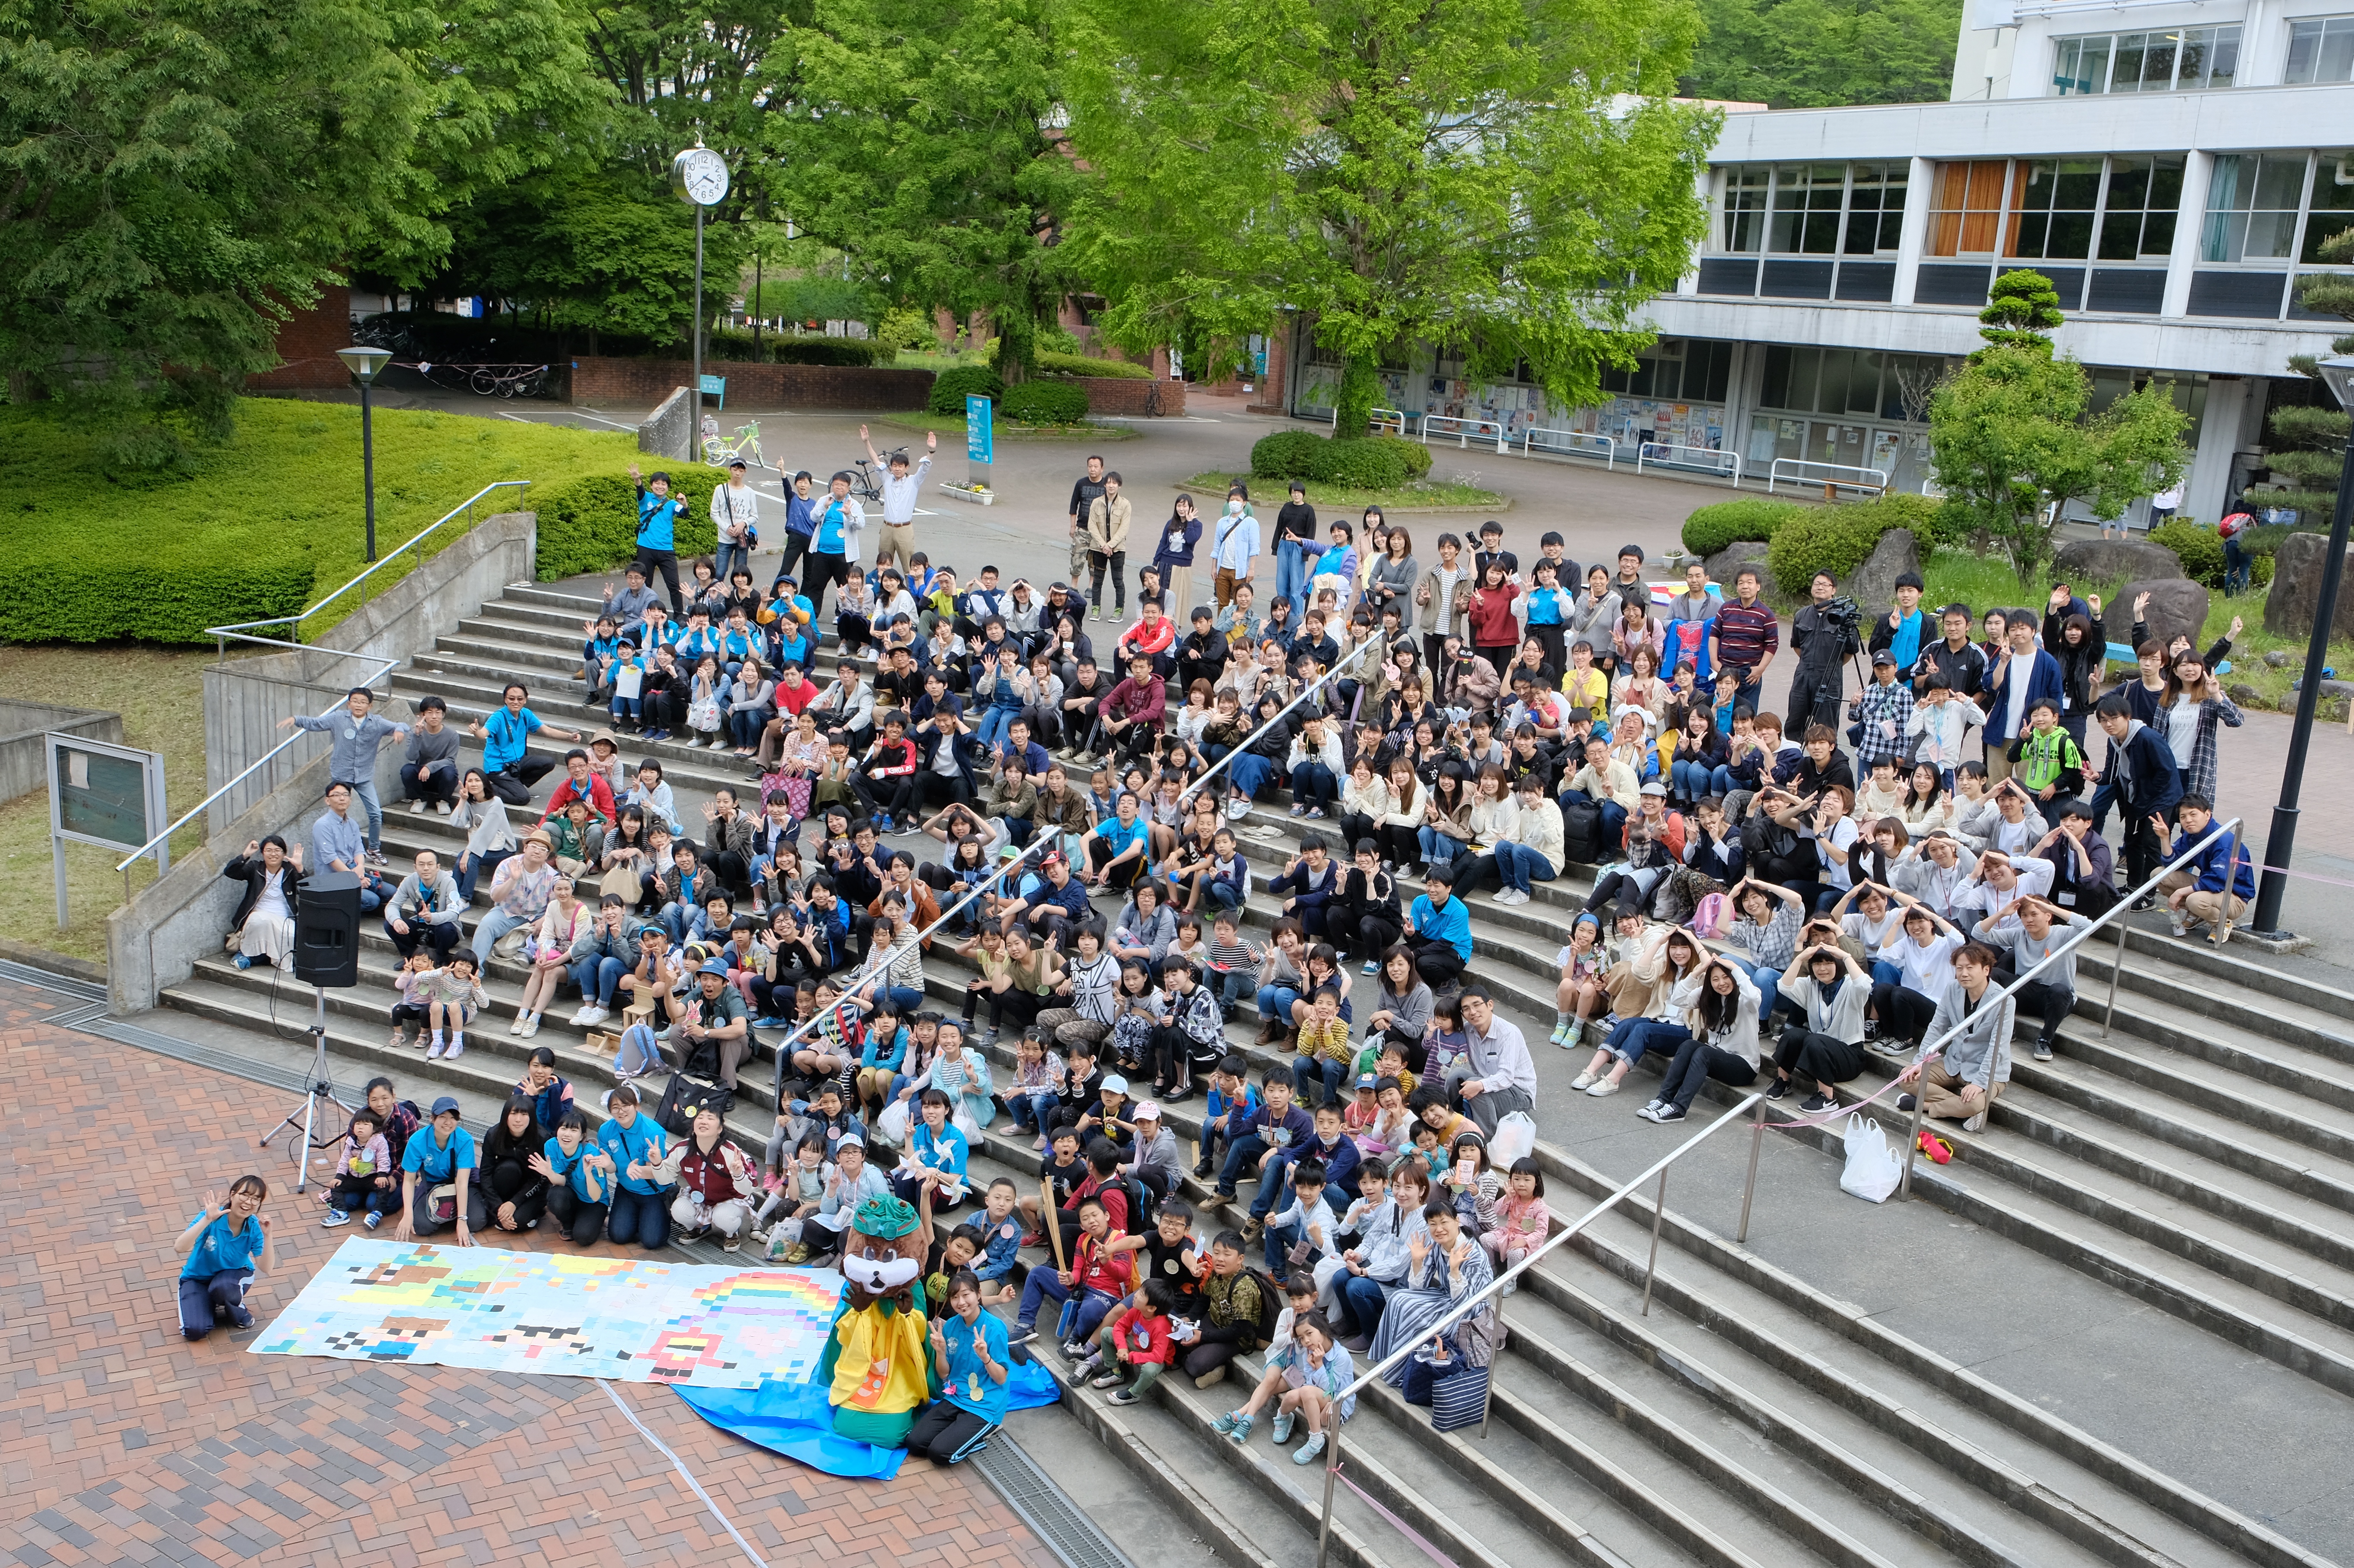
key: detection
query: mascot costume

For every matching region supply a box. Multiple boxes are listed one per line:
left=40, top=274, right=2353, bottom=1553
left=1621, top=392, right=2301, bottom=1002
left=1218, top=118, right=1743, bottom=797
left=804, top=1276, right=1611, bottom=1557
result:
left=816, top=1194, right=939, bottom=1447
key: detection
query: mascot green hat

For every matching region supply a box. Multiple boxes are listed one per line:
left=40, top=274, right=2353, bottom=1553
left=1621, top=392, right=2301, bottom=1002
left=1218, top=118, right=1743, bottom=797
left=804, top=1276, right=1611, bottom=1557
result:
left=853, top=1193, right=921, bottom=1242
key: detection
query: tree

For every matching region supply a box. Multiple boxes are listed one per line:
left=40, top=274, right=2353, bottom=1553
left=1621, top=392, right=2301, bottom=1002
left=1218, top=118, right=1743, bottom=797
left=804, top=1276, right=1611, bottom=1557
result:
left=0, top=0, right=426, bottom=464
left=1930, top=347, right=2190, bottom=586
left=759, top=0, right=1083, bottom=381
left=1680, top=0, right=1959, bottom=109
left=1975, top=267, right=2064, bottom=356
left=1060, top=0, right=1718, bottom=435
left=2270, top=229, right=2354, bottom=522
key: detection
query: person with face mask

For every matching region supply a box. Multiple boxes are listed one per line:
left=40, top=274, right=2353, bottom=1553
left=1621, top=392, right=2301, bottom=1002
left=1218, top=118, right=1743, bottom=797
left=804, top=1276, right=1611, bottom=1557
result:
left=1210, top=485, right=1262, bottom=609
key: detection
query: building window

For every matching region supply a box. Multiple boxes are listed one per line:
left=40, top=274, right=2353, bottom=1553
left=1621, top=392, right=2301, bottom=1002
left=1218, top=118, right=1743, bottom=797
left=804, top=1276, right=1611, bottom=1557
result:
left=2100, top=156, right=2185, bottom=259
left=1769, top=165, right=1847, bottom=254
left=1713, top=164, right=1906, bottom=256
left=2006, top=159, right=2103, bottom=260
left=1600, top=340, right=1733, bottom=403
left=2202, top=153, right=2311, bottom=262
left=2305, top=151, right=2354, bottom=262
left=1843, top=163, right=1909, bottom=254
left=1719, top=167, right=1768, bottom=253
left=2286, top=17, right=2354, bottom=84
left=1929, top=160, right=2012, bottom=256
left=2051, top=26, right=2238, bottom=95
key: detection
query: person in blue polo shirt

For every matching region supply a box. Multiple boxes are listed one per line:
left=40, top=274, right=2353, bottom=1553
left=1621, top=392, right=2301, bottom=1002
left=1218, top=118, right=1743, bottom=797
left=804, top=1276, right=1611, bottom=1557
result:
left=1404, top=864, right=1473, bottom=989
left=394, top=1096, right=480, bottom=1244
left=532, top=1108, right=615, bottom=1246
left=472, top=681, right=581, bottom=807
left=597, top=1082, right=675, bottom=1250
left=628, top=462, right=687, bottom=615
left=175, top=1175, right=277, bottom=1340
left=909, top=1268, right=1012, bottom=1465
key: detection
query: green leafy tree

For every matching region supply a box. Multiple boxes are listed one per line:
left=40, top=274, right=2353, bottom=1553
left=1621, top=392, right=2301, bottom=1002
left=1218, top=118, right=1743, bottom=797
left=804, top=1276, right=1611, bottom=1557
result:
left=2270, top=229, right=2354, bottom=521
left=1681, top=0, right=1959, bottom=109
left=0, top=0, right=426, bottom=464
left=1060, top=0, right=1718, bottom=435
left=759, top=0, right=1082, bottom=382
left=1931, top=346, right=2189, bottom=586
left=1975, top=267, right=2065, bottom=356
left=428, top=163, right=707, bottom=343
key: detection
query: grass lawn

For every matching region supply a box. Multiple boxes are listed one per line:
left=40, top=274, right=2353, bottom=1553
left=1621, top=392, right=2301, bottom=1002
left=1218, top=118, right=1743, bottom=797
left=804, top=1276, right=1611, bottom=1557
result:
left=0, top=646, right=212, bottom=968
left=0, top=399, right=636, bottom=644
left=874, top=413, right=1137, bottom=442
left=1918, top=546, right=2349, bottom=710
left=1181, top=470, right=1507, bottom=513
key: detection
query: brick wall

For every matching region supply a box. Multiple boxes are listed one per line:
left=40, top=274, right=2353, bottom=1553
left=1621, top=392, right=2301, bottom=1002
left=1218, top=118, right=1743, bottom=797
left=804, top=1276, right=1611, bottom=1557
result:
left=247, top=287, right=352, bottom=390
left=1077, top=376, right=1186, bottom=417
left=571, top=356, right=935, bottom=411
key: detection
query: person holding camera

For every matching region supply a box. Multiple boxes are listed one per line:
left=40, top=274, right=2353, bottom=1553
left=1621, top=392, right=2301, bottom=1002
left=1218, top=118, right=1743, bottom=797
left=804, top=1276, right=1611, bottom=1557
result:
left=1787, top=571, right=1860, bottom=738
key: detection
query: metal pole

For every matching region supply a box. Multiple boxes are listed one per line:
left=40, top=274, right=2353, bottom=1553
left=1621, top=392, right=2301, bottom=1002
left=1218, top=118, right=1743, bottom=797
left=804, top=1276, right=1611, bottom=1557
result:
left=1896, top=1065, right=1930, bottom=1201
left=2251, top=438, right=2354, bottom=934
left=1313, top=1421, right=1343, bottom=1568
left=693, top=204, right=706, bottom=432
left=1641, top=1169, right=1668, bottom=1317
left=360, top=376, right=377, bottom=564
left=54, top=834, right=69, bottom=930
left=1477, top=1296, right=1502, bottom=1438
left=1736, top=1094, right=1766, bottom=1243
left=2100, top=915, right=2129, bottom=1039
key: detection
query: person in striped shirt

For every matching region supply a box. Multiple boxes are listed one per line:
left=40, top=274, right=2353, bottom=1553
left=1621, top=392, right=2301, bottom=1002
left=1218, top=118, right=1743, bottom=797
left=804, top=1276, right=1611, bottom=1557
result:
left=1708, top=566, right=1779, bottom=718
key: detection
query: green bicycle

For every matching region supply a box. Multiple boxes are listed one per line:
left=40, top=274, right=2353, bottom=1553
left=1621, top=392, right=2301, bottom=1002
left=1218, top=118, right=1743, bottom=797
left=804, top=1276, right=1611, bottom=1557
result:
left=701, top=417, right=768, bottom=471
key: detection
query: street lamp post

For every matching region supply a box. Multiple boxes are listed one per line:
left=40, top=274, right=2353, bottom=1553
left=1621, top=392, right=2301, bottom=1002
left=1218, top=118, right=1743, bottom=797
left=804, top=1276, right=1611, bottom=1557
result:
left=335, top=346, right=395, bottom=562
left=2251, top=352, right=2354, bottom=936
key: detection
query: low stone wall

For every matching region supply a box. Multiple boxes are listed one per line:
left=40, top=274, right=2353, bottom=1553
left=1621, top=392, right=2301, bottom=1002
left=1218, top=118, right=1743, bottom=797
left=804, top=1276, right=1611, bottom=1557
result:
left=572, top=356, right=934, bottom=411
left=639, top=386, right=693, bottom=461
left=1075, top=376, right=1186, bottom=417
left=0, top=701, right=123, bottom=805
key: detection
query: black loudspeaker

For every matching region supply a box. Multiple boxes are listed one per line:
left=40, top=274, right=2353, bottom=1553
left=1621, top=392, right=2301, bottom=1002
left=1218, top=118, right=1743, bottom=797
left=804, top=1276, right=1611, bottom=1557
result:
left=292, top=871, right=364, bottom=988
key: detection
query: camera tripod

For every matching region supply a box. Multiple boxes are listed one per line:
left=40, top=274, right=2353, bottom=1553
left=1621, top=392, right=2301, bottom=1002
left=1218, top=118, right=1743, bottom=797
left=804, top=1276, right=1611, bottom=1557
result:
left=257, top=986, right=354, bottom=1194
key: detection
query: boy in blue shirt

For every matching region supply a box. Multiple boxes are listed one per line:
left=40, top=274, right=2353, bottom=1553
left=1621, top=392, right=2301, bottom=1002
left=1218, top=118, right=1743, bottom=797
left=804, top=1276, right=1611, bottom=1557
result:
left=395, top=1096, right=479, bottom=1242
left=176, top=1176, right=276, bottom=1340
left=627, top=462, right=687, bottom=614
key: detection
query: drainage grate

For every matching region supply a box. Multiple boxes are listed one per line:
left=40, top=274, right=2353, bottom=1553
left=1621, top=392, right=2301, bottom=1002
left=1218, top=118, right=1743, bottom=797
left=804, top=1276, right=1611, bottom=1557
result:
left=969, top=1431, right=1137, bottom=1568
left=0, top=958, right=107, bottom=1002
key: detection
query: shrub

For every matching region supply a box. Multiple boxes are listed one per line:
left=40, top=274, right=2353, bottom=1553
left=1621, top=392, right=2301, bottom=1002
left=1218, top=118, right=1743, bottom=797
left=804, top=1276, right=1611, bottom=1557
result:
left=1036, top=351, right=1153, bottom=380
left=1768, top=500, right=1910, bottom=597
left=2145, top=518, right=2273, bottom=590
left=1682, top=498, right=1803, bottom=558
left=998, top=379, right=1092, bottom=425
left=1251, top=430, right=1326, bottom=480
left=1392, top=436, right=1434, bottom=479
left=770, top=337, right=897, bottom=367
left=929, top=364, right=1006, bottom=415
left=1309, top=437, right=1415, bottom=490
left=0, top=547, right=315, bottom=645
left=533, top=467, right=726, bottom=581
left=876, top=308, right=937, bottom=352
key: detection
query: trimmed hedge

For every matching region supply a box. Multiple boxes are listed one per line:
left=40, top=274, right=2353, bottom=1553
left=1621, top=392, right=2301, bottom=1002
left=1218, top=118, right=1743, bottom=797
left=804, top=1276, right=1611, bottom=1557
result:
left=1681, top=498, right=1804, bottom=558
left=2150, top=519, right=2277, bottom=591
left=533, top=467, right=727, bottom=582
left=1037, top=351, right=1153, bottom=380
left=1249, top=432, right=1431, bottom=489
left=929, top=365, right=1006, bottom=415
left=999, top=379, right=1091, bottom=425
left=1250, top=430, right=1325, bottom=480
left=0, top=548, right=315, bottom=645
left=1768, top=496, right=1921, bottom=597
left=770, top=337, right=896, bottom=367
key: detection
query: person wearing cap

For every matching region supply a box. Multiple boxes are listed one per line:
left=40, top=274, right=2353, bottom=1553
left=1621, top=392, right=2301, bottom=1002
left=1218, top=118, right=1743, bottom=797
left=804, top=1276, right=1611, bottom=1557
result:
left=1851, top=649, right=1915, bottom=777
left=676, top=958, right=752, bottom=1090
left=1121, top=1098, right=1185, bottom=1199
left=472, top=830, right=560, bottom=965
left=393, top=1097, right=479, bottom=1245
left=398, top=695, right=462, bottom=815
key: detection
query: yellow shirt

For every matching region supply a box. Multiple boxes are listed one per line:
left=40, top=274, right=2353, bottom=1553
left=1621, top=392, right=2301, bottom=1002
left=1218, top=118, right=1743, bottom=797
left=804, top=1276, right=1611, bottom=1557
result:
left=1562, top=667, right=1608, bottom=718
left=1298, top=1016, right=1354, bottom=1066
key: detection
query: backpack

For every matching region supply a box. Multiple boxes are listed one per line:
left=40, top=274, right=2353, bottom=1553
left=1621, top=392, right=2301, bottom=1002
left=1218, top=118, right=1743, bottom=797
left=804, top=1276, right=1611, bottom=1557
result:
left=655, top=1069, right=732, bottom=1135
left=1560, top=796, right=1606, bottom=865
left=1239, top=1265, right=1285, bottom=1350
left=2218, top=510, right=2254, bottom=539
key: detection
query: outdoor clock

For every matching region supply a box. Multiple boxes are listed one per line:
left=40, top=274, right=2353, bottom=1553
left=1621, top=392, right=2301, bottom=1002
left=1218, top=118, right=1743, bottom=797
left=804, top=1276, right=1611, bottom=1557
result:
left=672, top=146, right=730, bottom=207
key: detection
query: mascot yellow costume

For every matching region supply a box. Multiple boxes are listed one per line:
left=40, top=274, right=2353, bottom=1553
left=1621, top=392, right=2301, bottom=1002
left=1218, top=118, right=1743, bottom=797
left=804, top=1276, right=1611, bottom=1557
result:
left=817, top=1194, right=937, bottom=1446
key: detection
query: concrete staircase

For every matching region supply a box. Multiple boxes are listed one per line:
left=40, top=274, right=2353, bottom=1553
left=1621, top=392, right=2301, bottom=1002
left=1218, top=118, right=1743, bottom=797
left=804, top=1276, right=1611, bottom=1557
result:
left=151, top=582, right=2352, bottom=1568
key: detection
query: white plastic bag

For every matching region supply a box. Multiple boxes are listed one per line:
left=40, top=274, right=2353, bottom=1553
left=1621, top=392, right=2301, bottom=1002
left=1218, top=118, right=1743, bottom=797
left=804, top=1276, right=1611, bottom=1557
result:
left=1489, top=1110, right=1536, bottom=1170
left=875, top=1097, right=912, bottom=1148
left=1838, top=1112, right=1901, bottom=1204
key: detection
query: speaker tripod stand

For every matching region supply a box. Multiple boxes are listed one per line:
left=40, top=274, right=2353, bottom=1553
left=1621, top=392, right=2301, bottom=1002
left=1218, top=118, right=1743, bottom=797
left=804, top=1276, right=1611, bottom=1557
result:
left=258, top=986, right=354, bottom=1193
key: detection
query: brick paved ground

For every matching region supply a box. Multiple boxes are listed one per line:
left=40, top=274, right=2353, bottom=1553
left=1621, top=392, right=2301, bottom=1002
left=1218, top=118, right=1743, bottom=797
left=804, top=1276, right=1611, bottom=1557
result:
left=0, top=983, right=1057, bottom=1568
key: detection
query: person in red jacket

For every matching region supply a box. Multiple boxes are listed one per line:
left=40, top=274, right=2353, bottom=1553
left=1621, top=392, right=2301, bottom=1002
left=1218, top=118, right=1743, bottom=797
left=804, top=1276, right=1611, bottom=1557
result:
left=535, top=748, right=618, bottom=831
left=858, top=713, right=923, bottom=828
left=1116, top=599, right=1179, bottom=677
left=1466, top=559, right=1523, bottom=675
left=1097, top=653, right=1168, bottom=764
left=1081, top=1276, right=1179, bottom=1405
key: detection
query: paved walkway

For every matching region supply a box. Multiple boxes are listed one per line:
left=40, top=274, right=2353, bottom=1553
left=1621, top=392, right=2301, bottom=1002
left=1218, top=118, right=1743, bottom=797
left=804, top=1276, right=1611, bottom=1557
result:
left=0, top=982, right=1053, bottom=1568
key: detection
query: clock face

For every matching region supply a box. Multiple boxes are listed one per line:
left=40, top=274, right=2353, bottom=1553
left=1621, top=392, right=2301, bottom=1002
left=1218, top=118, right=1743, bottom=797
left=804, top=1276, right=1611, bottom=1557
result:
left=674, top=147, right=730, bottom=207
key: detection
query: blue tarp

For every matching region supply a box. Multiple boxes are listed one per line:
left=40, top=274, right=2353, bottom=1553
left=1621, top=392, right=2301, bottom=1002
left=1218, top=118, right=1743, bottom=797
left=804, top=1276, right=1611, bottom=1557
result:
left=674, top=1355, right=1062, bottom=1479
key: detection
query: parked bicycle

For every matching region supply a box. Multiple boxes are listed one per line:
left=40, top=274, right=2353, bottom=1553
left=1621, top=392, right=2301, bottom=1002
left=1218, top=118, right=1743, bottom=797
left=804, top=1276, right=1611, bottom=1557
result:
left=701, top=417, right=769, bottom=471
left=469, top=365, right=550, bottom=399
left=849, top=447, right=907, bottom=503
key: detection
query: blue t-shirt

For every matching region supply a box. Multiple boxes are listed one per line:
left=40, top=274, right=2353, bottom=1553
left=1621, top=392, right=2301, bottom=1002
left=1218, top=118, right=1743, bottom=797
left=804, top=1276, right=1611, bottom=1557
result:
left=1525, top=586, right=1569, bottom=627
left=542, top=1136, right=603, bottom=1201
left=402, top=1125, right=478, bottom=1182
left=598, top=1113, right=671, bottom=1195
left=1410, top=893, right=1474, bottom=962
left=181, top=1211, right=266, bottom=1280
left=910, top=1120, right=970, bottom=1178
left=815, top=495, right=853, bottom=554
left=940, top=1310, right=1012, bottom=1421
left=482, top=707, right=542, bottom=772
left=637, top=488, right=683, bottom=551
left=1093, top=815, right=1150, bottom=861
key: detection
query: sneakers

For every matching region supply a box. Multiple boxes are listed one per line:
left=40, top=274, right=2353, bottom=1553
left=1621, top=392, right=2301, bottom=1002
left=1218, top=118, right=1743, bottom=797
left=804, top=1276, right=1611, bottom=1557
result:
left=1108, top=1387, right=1141, bottom=1405
left=1897, top=1093, right=1918, bottom=1112
left=1193, top=1365, right=1227, bottom=1389
left=1010, top=1327, right=1040, bottom=1347
left=446, top=1035, right=467, bottom=1060
left=427, top=1038, right=447, bottom=1060
left=1089, top=1369, right=1125, bottom=1390
left=2168, top=913, right=2191, bottom=938
left=2033, top=1042, right=2054, bottom=1062
left=1212, top=1409, right=1248, bottom=1437
left=233, top=954, right=254, bottom=971
left=1635, top=1100, right=1664, bottom=1121
left=409, top=800, right=427, bottom=815
left=323, top=1208, right=351, bottom=1228
left=519, top=1015, right=542, bottom=1040
left=1569, top=1069, right=1596, bottom=1091
left=1240, top=1216, right=1265, bottom=1242
left=571, top=1004, right=609, bottom=1026
left=508, top=1014, right=527, bottom=1035
left=1269, top=1411, right=1295, bottom=1445
left=1550, top=1022, right=1572, bottom=1047
left=1763, top=1077, right=1789, bottom=1102
left=1294, top=1431, right=1327, bottom=1465
left=1798, top=1091, right=1837, bottom=1114
left=1584, top=1077, right=1620, bottom=1098
left=436, top=801, right=452, bottom=815
left=1652, top=1104, right=1687, bottom=1123
left=1363, top=959, right=1380, bottom=975
left=364, top=1211, right=383, bottom=1230
left=1962, top=1110, right=1988, bottom=1132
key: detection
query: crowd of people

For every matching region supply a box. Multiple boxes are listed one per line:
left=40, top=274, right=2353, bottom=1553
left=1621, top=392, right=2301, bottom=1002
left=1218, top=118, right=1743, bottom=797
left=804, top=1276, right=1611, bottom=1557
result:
left=197, top=448, right=2256, bottom=1455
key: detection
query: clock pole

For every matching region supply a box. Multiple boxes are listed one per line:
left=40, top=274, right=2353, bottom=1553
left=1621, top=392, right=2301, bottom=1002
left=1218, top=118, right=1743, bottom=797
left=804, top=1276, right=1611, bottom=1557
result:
left=693, top=202, right=705, bottom=435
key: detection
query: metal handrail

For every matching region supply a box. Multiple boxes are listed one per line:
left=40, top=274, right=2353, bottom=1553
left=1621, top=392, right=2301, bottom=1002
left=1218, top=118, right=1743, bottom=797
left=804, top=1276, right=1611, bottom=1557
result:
left=1894, top=815, right=2243, bottom=1198
left=1422, top=414, right=1505, bottom=451
left=1635, top=442, right=1742, bottom=482
left=114, top=480, right=533, bottom=872
left=1522, top=427, right=1616, bottom=469
left=1767, top=458, right=1887, bottom=497
left=1176, top=635, right=1382, bottom=811
left=1312, top=1090, right=1768, bottom=1568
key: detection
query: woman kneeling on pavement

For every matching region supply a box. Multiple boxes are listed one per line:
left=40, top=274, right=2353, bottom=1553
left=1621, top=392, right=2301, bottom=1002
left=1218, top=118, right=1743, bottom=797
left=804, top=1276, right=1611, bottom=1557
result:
left=673, top=1106, right=759, bottom=1251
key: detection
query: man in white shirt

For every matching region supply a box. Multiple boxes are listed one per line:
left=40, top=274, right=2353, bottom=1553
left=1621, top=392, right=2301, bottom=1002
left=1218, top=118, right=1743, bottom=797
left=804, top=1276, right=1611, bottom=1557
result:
left=1448, top=987, right=1537, bottom=1139
left=710, top=461, right=761, bottom=585
left=860, top=424, right=935, bottom=574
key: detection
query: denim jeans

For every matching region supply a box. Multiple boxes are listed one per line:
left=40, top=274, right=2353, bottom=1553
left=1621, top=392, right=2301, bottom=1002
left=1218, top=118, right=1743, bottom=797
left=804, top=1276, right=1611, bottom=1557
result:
left=1604, top=1016, right=1693, bottom=1066
left=1492, top=840, right=1558, bottom=894
left=471, top=908, right=531, bottom=966
left=1290, top=762, right=1339, bottom=806
left=1292, top=1054, right=1347, bottom=1107
left=572, top=954, right=627, bottom=1007
left=1213, top=967, right=1253, bottom=1008
left=1218, top=1132, right=1270, bottom=1194
left=456, top=848, right=511, bottom=905
left=1228, top=753, right=1276, bottom=799
left=1276, top=539, right=1311, bottom=615
left=607, top=1186, right=671, bottom=1250
left=1007, top=1091, right=1059, bottom=1134
left=1334, top=1271, right=1393, bottom=1339
left=349, top=781, right=385, bottom=853
left=1256, top=984, right=1301, bottom=1023
left=976, top=707, right=1019, bottom=752
left=714, top=541, right=751, bottom=586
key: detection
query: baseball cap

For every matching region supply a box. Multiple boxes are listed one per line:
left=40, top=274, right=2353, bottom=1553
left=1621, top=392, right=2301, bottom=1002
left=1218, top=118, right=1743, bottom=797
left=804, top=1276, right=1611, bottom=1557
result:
left=1871, top=650, right=1896, bottom=667
left=430, top=1096, right=461, bottom=1117
left=698, top=958, right=730, bottom=977
left=1639, top=781, right=1668, bottom=797
left=1102, top=1074, right=1130, bottom=1094
left=1133, top=1101, right=1161, bottom=1121
left=1356, top=1072, right=1379, bottom=1091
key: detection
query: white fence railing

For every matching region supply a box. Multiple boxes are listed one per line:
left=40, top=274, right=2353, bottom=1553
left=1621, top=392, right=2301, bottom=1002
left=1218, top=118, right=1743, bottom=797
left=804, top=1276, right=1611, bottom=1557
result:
left=1521, top=427, right=1617, bottom=468
left=1636, top=442, right=1742, bottom=482
left=1768, top=458, right=1889, bottom=496
left=1336, top=406, right=1415, bottom=436
left=1423, top=414, right=1508, bottom=451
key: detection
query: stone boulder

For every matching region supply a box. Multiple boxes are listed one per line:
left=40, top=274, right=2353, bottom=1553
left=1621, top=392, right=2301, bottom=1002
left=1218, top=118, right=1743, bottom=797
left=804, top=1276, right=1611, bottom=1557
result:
left=1706, top=542, right=1774, bottom=593
left=2226, top=683, right=2267, bottom=709
left=1842, top=528, right=1922, bottom=617
left=2120, top=578, right=2209, bottom=650
left=2263, top=532, right=2354, bottom=643
left=2053, top=538, right=2181, bottom=586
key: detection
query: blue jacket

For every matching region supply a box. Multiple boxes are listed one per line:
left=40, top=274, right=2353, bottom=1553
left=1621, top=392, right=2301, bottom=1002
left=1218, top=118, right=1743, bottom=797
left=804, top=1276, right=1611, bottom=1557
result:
left=2185, top=824, right=2255, bottom=899
left=1410, top=892, right=1473, bottom=962
left=1981, top=648, right=2064, bottom=743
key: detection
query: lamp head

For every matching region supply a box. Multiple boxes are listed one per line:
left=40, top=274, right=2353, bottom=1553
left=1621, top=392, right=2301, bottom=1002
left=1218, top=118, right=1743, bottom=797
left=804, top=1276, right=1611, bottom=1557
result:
left=336, top=346, right=394, bottom=386
left=2319, top=353, right=2354, bottom=413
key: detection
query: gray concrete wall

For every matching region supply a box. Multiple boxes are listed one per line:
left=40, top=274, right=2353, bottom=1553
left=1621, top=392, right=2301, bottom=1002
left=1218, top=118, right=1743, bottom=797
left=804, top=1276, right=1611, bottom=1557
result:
left=639, top=385, right=693, bottom=461
left=203, top=510, right=536, bottom=833
left=0, top=701, right=123, bottom=805
left=107, top=747, right=337, bottom=1015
